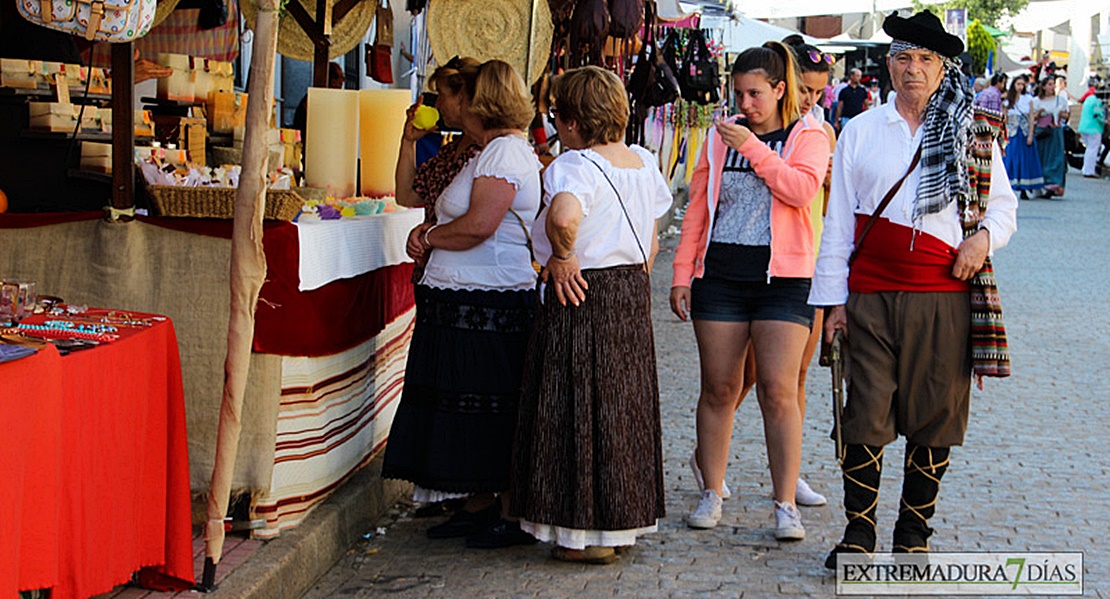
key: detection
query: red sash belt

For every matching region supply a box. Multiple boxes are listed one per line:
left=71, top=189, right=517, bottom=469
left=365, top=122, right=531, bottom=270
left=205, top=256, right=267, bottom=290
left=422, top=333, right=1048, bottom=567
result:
left=849, top=215, right=969, bottom=293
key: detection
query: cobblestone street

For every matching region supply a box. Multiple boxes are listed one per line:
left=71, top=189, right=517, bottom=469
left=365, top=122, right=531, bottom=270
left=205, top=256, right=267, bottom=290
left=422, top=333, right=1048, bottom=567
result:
left=303, top=174, right=1110, bottom=598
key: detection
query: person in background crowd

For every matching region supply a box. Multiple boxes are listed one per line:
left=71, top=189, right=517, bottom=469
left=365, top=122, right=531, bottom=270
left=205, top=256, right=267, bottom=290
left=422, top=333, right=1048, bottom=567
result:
left=511, top=66, right=672, bottom=566
left=835, top=68, right=868, bottom=133
left=972, top=77, right=987, bottom=98
left=974, top=73, right=1007, bottom=113
left=1032, top=74, right=1070, bottom=197
left=867, top=79, right=883, bottom=108
left=823, top=78, right=835, bottom=122
left=671, top=41, right=830, bottom=541
left=383, top=59, right=543, bottom=550
left=830, top=76, right=849, bottom=126
left=1078, top=78, right=1105, bottom=178
left=813, top=10, right=1017, bottom=568
left=1003, top=76, right=1045, bottom=198
left=1055, top=74, right=1078, bottom=103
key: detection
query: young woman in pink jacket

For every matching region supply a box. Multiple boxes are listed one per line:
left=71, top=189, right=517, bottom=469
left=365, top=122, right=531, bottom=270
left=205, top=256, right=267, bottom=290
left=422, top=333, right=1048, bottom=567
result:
left=669, top=41, right=830, bottom=541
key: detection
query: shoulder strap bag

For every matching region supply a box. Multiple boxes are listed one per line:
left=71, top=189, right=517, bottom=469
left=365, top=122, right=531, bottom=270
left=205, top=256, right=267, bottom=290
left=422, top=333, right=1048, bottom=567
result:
left=847, top=144, right=922, bottom=267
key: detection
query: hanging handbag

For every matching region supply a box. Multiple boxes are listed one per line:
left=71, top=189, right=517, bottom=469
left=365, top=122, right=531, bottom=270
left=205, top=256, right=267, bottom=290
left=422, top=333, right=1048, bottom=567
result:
left=368, top=3, right=394, bottom=84
left=680, top=29, right=719, bottom=104
left=17, top=0, right=156, bottom=43
left=626, top=1, right=678, bottom=108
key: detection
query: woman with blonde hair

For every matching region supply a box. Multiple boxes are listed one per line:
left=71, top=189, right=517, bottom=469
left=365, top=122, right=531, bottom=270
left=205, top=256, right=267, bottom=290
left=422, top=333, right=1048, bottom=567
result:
left=511, top=66, right=672, bottom=564
left=383, top=59, right=543, bottom=549
left=670, top=41, right=830, bottom=540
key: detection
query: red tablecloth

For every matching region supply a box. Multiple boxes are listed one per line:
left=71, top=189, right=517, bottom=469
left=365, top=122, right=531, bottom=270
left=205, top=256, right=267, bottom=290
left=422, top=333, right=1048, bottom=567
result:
left=0, top=312, right=195, bottom=598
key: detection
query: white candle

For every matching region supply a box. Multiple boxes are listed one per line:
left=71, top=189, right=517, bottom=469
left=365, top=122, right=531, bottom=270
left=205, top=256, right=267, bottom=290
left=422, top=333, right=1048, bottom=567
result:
left=358, top=89, right=410, bottom=197
left=305, top=88, right=359, bottom=198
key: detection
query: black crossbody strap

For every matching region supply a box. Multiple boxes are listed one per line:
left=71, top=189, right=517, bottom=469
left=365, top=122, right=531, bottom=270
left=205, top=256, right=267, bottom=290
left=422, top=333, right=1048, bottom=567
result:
left=581, top=154, right=649, bottom=266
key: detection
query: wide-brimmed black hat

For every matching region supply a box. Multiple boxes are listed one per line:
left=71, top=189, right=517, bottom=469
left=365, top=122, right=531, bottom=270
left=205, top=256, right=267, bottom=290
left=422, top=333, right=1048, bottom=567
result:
left=883, top=11, right=964, bottom=58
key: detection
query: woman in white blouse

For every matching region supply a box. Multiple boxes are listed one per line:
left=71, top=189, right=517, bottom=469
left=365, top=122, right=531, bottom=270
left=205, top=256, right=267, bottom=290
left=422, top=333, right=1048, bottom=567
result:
left=511, top=67, right=673, bottom=565
left=382, top=60, right=543, bottom=549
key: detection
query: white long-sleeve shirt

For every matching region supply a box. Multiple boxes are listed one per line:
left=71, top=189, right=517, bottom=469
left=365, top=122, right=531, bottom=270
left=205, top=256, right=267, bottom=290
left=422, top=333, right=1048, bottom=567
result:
left=808, top=102, right=1018, bottom=306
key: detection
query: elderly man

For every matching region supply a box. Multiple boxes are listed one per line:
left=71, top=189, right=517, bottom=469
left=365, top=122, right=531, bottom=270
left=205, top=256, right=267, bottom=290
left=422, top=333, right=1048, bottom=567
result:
left=811, top=11, right=1018, bottom=568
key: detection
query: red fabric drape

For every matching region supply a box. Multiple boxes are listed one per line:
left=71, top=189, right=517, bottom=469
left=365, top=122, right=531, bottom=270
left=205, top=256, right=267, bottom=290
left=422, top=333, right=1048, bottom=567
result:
left=2, top=313, right=194, bottom=598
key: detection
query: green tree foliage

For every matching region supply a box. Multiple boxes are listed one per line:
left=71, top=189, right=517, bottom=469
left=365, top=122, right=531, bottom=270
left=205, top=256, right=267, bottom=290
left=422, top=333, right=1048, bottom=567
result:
left=911, top=0, right=1029, bottom=28
left=967, top=20, right=996, bottom=74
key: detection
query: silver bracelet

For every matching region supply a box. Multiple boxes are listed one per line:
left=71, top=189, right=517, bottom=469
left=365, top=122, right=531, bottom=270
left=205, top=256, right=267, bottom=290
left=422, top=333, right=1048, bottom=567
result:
left=422, top=225, right=438, bottom=248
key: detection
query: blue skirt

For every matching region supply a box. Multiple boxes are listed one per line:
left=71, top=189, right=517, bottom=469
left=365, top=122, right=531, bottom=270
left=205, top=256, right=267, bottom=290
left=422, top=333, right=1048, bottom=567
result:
left=1004, top=134, right=1044, bottom=191
left=1035, top=126, right=1067, bottom=189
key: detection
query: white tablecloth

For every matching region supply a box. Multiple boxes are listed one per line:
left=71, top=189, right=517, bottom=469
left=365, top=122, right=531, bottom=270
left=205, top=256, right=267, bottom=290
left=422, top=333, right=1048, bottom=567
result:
left=295, top=208, right=425, bottom=291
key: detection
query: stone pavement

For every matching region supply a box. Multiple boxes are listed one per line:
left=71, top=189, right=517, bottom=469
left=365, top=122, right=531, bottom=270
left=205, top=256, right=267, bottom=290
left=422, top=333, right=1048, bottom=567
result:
left=296, top=175, right=1109, bottom=599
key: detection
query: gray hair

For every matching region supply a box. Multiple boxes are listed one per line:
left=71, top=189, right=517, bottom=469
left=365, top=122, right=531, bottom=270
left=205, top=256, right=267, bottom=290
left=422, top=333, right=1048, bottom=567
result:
left=849, top=68, right=862, bottom=76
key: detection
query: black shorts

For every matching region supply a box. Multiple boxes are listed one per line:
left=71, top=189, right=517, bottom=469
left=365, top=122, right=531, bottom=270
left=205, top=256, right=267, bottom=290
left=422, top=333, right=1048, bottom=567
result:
left=690, top=276, right=815, bottom=328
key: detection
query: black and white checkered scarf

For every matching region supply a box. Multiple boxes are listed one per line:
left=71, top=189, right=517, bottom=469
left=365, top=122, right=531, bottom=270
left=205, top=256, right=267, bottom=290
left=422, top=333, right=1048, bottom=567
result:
left=890, top=40, right=974, bottom=221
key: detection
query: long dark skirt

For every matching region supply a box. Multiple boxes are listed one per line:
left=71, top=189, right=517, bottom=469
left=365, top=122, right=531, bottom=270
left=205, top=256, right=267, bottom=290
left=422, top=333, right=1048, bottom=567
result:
left=1035, top=126, right=1067, bottom=189
left=382, top=284, right=535, bottom=493
left=511, top=265, right=666, bottom=533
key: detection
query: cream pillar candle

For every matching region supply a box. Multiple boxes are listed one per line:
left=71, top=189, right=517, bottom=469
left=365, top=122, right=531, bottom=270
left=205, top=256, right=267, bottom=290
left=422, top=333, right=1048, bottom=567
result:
left=358, top=89, right=410, bottom=197
left=305, top=88, right=359, bottom=198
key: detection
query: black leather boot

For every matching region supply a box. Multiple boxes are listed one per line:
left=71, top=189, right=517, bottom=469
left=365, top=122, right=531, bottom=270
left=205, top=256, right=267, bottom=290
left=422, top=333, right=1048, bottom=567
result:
left=892, top=443, right=950, bottom=553
left=825, top=444, right=884, bottom=569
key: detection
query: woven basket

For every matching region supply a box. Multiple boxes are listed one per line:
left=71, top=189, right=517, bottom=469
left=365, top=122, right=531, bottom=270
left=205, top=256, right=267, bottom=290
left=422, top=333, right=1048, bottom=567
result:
left=145, top=185, right=304, bottom=221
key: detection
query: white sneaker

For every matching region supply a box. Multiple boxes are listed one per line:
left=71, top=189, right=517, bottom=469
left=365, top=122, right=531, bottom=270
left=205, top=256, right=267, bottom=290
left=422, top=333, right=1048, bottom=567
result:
left=688, top=450, right=733, bottom=500
left=774, top=501, right=805, bottom=541
left=795, top=477, right=828, bottom=506
left=687, top=490, right=723, bottom=529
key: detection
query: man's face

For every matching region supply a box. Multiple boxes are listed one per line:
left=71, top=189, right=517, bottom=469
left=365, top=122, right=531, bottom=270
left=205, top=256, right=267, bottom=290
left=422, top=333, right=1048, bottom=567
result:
left=849, top=70, right=861, bottom=84
left=888, top=49, right=945, bottom=106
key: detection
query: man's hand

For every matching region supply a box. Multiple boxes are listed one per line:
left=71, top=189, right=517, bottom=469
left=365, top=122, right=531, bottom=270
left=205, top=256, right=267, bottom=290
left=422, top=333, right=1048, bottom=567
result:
left=824, top=305, right=847, bottom=340
left=952, top=229, right=990, bottom=280
left=670, top=286, right=691, bottom=321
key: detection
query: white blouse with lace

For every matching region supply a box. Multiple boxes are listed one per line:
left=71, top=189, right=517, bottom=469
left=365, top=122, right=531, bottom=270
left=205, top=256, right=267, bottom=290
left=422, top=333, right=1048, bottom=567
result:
left=420, top=134, right=542, bottom=292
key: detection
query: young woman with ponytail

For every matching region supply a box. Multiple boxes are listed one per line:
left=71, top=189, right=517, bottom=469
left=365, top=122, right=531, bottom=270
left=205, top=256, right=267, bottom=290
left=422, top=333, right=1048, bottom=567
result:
left=669, top=41, right=830, bottom=541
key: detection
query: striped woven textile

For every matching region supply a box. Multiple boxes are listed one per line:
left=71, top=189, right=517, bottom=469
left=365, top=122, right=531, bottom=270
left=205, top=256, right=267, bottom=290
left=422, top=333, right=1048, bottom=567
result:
left=963, top=107, right=1010, bottom=379
left=252, top=307, right=415, bottom=538
left=91, top=3, right=240, bottom=66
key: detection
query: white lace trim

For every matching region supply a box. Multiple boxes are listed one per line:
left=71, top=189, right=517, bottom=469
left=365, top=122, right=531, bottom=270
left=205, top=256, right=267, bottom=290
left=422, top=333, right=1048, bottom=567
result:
left=518, top=519, right=658, bottom=550
left=412, top=485, right=470, bottom=503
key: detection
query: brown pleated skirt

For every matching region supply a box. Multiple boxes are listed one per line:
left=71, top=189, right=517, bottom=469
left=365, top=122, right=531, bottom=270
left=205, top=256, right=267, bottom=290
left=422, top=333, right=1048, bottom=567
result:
left=510, top=265, right=666, bottom=532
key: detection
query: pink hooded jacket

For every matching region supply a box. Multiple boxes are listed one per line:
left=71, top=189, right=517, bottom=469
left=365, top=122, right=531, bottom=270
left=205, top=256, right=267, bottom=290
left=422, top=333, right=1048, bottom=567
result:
left=672, top=114, right=830, bottom=287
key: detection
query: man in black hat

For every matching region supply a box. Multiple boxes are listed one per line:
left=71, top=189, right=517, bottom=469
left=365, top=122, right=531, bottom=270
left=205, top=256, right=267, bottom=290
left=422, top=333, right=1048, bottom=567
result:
left=809, top=10, right=1018, bottom=568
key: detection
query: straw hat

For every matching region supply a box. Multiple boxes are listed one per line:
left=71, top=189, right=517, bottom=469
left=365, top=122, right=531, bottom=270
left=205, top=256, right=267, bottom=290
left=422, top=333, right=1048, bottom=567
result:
left=427, top=0, right=553, bottom=84
left=242, top=0, right=378, bottom=63
left=152, top=0, right=183, bottom=29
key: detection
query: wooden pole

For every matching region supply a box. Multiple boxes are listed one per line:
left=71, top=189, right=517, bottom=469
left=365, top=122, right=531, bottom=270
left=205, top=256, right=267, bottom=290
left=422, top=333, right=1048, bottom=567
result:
left=200, top=0, right=280, bottom=590
left=110, top=42, right=134, bottom=212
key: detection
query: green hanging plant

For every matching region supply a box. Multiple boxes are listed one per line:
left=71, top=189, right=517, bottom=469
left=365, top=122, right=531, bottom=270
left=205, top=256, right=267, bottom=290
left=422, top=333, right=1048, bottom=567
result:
left=967, top=20, right=996, bottom=75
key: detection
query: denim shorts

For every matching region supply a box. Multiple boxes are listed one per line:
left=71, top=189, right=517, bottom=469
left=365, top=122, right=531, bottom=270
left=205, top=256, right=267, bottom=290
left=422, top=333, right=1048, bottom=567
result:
left=690, top=276, right=815, bottom=327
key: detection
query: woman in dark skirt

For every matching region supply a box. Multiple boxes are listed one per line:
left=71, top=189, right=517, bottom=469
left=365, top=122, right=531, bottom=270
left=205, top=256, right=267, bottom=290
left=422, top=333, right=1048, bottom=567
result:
left=382, top=59, right=542, bottom=548
left=511, top=66, right=673, bottom=564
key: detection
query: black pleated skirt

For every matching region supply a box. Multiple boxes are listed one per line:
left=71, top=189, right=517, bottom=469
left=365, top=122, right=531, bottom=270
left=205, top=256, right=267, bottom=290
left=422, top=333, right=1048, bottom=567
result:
left=382, top=284, right=535, bottom=493
left=510, top=265, right=666, bottom=532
